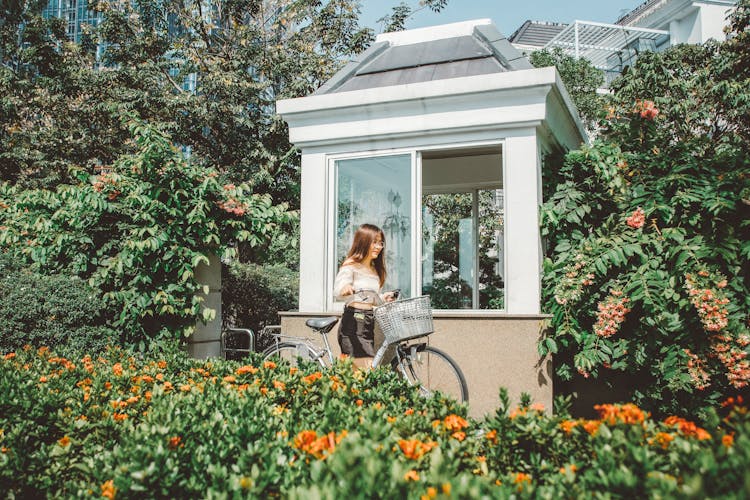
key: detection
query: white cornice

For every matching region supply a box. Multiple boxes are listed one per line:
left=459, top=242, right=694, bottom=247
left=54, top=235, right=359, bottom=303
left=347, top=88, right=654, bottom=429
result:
left=279, top=67, right=557, bottom=115
left=277, top=67, right=586, bottom=151
left=375, top=19, right=493, bottom=46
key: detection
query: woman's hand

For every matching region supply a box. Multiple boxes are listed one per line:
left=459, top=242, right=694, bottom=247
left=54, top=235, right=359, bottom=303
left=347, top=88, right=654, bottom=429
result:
left=383, top=290, right=399, bottom=302
left=340, top=284, right=354, bottom=296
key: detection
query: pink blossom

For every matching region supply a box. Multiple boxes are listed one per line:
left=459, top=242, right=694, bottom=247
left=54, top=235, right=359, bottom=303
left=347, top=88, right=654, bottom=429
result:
left=626, top=207, right=646, bottom=229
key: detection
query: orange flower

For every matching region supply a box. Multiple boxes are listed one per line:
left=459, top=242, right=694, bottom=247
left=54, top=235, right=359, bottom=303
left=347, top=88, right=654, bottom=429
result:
left=721, top=395, right=745, bottom=407
left=595, top=403, right=647, bottom=426
left=168, top=436, right=182, bottom=449
left=293, top=430, right=347, bottom=459
left=559, top=420, right=578, bottom=434
left=39, top=376, right=48, bottom=383
left=4, top=352, right=15, bottom=360
left=163, top=381, right=173, bottom=392
left=404, top=408, right=414, bottom=416
left=273, top=380, right=286, bottom=390
left=157, top=360, right=167, bottom=369
left=441, top=483, right=451, bottom=495
left=485, top=429, right=498, bottom=443
left=236, top=365, right=258, bottom=375
left=112, top=413, right=128, bottom=422
left=424, top=486, right=438, bottom=499
left=58, top=436, right=71, bottom=447
left=722, top=434, right=734, bottom=448
left=664, top=416, right=712, bottom=440
left=398, top=439, right=438, bottom=460
left=302, top=372, right=323, bottom=384
left=404, top=470, right=420, bottom=481
left=112, top=363, right=123, bottom=376
left=179, top=384, right=191, bottom=392
left=443, top=414, right=468, bottom=432
left=387, top=416, right=397, bottom=423
left=101, top=480, right=116, bottom=499
left=649, top=432, right=674, bottom=449
left=514, top=472, right=531, bottom=484
left=451, top=431, right=466, bottom=441
left=355, top=399, right=363, bottom=407
left=223, top=375, right=237, bottom=383
left=582, top=420, right=601, bottom=436
left=559, top=464, right=578, bottom=474
left=263, top=361, right=277, bottom=370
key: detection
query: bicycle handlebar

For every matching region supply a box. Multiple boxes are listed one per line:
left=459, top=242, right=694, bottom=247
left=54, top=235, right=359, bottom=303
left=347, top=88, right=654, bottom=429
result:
left=349, top=288, right=400, bottom=307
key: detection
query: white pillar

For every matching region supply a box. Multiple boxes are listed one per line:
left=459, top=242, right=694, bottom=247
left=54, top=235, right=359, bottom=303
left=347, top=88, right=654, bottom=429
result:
left=298, top=152, right=328, bottom=311
left=187, top=253, right=222, bottom=358
left=503, top=132, right=542, bottom=314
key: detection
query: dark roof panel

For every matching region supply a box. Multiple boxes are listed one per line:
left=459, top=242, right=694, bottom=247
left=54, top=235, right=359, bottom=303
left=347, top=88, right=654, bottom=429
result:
left=314, top=21, right=531, bottom=95
left=334, top=57, right=505, bottom=93
left=356, top=36, right=491, bottom=75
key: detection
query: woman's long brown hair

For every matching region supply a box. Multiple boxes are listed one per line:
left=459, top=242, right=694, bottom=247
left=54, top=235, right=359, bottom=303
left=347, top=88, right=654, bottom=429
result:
left=344, top=223, right=387, bottom=287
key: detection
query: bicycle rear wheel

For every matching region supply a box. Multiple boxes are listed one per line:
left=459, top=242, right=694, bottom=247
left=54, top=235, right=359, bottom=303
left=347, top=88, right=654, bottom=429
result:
left=395, top=344, right=468, bottom=403
left=262, top=342, right=325, bottom=368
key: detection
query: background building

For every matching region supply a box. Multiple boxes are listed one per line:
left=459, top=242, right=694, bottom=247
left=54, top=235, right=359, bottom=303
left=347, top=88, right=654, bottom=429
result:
left=509, top=0, right=737, bottom=84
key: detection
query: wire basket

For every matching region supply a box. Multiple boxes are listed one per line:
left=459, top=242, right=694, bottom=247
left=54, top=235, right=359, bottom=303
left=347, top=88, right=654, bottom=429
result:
left=374, top=296, right=434, bottom=344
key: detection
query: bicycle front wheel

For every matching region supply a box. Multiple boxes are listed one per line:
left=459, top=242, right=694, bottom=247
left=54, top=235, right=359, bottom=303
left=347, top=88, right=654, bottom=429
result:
left=262, top=342, right=325, bottom=368
left=396, top=345, right=468, bottom=403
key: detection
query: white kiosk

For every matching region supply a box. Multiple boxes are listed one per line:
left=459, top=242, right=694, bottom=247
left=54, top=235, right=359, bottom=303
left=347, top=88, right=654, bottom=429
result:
left=276, top=19, right=586, bottom=416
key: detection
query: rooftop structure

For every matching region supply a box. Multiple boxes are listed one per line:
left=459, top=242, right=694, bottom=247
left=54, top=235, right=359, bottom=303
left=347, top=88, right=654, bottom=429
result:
left=508, top=0, right=737, bottom=85
left=315, top=19, right=532, bottom=95
left=508, top=20, right=569, bottom=52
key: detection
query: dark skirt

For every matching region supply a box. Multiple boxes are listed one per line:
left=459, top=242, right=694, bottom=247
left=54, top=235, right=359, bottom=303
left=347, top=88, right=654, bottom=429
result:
left=338, top=306, right=376, bottom=358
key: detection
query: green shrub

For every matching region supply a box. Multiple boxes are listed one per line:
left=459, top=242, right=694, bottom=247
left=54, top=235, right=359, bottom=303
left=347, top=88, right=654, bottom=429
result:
left=222, top=261, right=298, bottom=352
left=1, top=346, right=749, bottom=498
left=0, top=256, right=116, bottom=353
left=0, top=119, right=292, bottom=349
left=540, top=3, right=750, bottom=417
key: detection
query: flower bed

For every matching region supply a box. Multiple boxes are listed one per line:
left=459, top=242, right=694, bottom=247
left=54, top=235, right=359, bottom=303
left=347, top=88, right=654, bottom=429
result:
left=1, top=346, right=748, bottom=498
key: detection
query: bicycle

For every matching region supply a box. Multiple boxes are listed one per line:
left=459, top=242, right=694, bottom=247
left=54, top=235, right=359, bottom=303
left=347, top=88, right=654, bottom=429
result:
left=262, top=290, right=469, bottom=403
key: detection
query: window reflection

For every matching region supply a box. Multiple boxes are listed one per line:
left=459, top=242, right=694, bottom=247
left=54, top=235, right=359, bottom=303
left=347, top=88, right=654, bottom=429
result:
left=335, top=155, right=412, bottom=298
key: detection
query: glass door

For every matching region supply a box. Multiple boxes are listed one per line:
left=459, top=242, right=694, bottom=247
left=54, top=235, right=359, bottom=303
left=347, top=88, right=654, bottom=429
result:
left=333, top=154, right=413, bottom=302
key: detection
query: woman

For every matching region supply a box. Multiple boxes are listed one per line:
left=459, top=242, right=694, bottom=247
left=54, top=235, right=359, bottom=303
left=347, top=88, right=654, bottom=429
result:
left=333, top=223, right=396, bottom=369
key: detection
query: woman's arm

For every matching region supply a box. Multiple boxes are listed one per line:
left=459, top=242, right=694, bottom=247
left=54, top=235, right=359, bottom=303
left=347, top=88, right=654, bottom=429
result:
left=332, top=265, right=355, bottom=299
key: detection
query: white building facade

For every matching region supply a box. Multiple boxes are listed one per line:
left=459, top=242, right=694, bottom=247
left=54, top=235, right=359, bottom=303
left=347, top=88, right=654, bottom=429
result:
left=276, top=20, right=586, bottom=415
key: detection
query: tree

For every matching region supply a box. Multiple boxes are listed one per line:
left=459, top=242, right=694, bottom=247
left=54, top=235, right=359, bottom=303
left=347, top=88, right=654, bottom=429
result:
left=375, top=0, right=449, bottom=32
left=540, top=1, right=750, bottom=417
left=530, top=48, right=605, bottom=130
left=0, top=119, right=291, bottom=348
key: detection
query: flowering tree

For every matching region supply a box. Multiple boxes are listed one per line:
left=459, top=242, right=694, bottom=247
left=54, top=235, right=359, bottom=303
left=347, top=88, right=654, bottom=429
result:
left=541, top=3, right=750, bottom=416
left=0, top=119, right=291, bottom=348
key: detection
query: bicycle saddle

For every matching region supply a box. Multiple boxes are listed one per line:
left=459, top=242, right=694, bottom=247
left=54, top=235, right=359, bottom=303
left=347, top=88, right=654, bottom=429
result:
left=305, top=316, right=339, bottom=333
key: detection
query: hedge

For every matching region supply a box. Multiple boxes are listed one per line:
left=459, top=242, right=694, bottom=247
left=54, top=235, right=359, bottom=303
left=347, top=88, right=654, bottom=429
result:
left=1, top=345, right=748, bottom=498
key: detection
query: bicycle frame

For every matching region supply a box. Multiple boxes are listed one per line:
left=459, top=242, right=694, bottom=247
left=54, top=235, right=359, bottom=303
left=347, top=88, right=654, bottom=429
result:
left=264, top=326, right=337, bottom=366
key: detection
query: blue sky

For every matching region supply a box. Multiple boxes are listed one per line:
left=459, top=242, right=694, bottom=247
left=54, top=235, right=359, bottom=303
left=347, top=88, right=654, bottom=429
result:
left=359, top=0, right=646, bottom=37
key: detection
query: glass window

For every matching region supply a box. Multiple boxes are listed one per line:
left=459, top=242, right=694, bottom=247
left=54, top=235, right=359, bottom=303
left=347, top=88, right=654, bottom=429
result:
left=421, top=148, right=504, bottom=309
left=334, top=154, right=412, bottom=298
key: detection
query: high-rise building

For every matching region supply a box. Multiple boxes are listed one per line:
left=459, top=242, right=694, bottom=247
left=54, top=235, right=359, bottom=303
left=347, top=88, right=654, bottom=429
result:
left=43, top=0, right=103, bottom=43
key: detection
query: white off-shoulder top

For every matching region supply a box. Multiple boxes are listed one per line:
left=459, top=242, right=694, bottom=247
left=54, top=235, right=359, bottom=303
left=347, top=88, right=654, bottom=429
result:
left=333, top=264, right=382, bottom=304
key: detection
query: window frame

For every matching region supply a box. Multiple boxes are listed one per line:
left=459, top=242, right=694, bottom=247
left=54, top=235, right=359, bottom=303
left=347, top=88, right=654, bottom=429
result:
left=325, top=140, right=506, bottom=312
